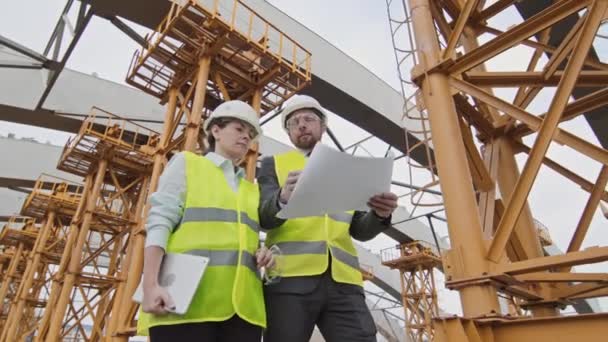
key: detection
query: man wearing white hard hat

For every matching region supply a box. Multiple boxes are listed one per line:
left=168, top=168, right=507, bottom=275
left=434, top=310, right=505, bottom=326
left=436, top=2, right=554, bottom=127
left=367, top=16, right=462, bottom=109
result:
left=258, top=94, right=399, bottom=342
left=139, top=100, right=274, bottom=341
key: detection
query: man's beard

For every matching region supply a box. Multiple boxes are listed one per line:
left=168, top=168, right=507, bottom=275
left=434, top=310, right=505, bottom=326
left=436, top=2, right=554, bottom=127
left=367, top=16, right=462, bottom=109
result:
left=294, top=134, right=318, bottom=150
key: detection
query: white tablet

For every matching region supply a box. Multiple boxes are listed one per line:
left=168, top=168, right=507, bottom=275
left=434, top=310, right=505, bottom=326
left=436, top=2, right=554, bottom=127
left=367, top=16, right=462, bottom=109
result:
left=133, top=253, right=209, bottom=315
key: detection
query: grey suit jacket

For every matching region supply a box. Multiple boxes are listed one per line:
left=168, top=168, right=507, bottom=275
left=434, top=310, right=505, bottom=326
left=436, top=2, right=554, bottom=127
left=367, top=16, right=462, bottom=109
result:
left=257, top=155, right=391, bottom=295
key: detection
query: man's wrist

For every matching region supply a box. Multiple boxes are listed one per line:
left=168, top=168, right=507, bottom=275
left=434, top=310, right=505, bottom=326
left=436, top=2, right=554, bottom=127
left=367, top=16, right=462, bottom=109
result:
left=372, top=210, right=386, bottom=218
left=372, top=210, right=392, bottom=224
left=276, top=197, right=286, bottom=208
left=276, top=189, right=287, bottom=208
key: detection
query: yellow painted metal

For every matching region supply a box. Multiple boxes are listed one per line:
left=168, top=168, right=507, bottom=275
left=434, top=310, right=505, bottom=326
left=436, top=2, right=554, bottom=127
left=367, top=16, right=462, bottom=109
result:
left=184, top=57, right=212, bottom=152
left=0, top=179, right=85, bottom=341
left=7, top=1, right=306, bottom=341
left=102, top=1, right=311, bottom=339
left=0, top=245, right=24, bottom=316
left=382, top=242, right=442, bottom=341
left=1, top=212, right=55, bottom=341
left=126, top=0, right=311, bottom=113
left=107, top=89, right=179, bottom=342
left=435, top=313, right=608, bottom=342
left=31, top=109, right=159, bottom=341
left=400, top=0, right=608, bottom=338
left=44, top=159, right=109, bottom=342
left=408, top=0, right=501, bottom=317
left=487, top=0, right=608, bottom=262
left=35, top=175, right=92, bottom=341
left=245, top=87, right=263, bottom=181
left=566, top=166, right=608, bottom=255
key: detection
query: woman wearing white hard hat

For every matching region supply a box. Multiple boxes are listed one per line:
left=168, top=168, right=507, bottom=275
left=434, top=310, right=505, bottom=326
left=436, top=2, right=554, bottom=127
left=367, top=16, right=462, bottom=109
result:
left=139, top=100, right=273, bottom=341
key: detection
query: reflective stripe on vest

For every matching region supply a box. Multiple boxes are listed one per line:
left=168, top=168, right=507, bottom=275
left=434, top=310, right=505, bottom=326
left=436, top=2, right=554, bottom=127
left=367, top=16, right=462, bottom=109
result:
left=181, top=207, right=260, bottom=234
left=274, top=241, right=360, bottom=270
left=267, top=150, right=363, bottom=286
left=329, top=246, right=360, bottom=270
left=137, top=152, right=265, bottom=336
left=184, top=249, right=260, bottom=278
left=328, top=212, right=353, bottom=224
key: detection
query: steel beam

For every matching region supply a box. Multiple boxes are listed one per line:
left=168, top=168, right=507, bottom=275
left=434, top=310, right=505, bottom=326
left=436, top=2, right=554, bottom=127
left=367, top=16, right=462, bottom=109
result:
left=434, top=313, right=608, bottom=342
left=494, top=137, right=546, bottom=267
left=44, top=159, right=108, bottom=341
left=449, top=0, right=591, bottom=74
left=0, top=63, right=43, bottom=70
left=478, top=24, right=608, bottom=71
left=464, top=70, right=608, bottom=87
left=408, top=0, right=500, bottom=317
left=43, top=0, right=75, bottom=56
left=486, top=0, right=608, bottom=262
left=36, top=6, right=93, bottom=109
left=326, top=127, right=345, bottom=152
left=0, top=35, right=48, bottom=64
left=183, top=56, right=212, bottom=152
left=443, top=0, right=480, bottom=58
left=108, top=16, right=148, bottom=48
left=515, top=142, right=608, bottom=203
left=459, top=116, right=493, bottom=191
left=478, top=141, right=499, bottom=239
left=566, top=165, right=608, bottom=254
left=513, top=87, right=608, bottom=138
left=515, top=272, right=608, bottom=283
left=496, top=246, right=608, bottom=275
left=553, top=282, right=608, bottom=299
left=107, top=89, right=179, bottom=341
left=512, top=28, right=550, bottom=109
left=476, top=0, right=518, bottom=21
left=450, top=78, right=608, bottom=166
left=245, top=87, right=263, bottom=181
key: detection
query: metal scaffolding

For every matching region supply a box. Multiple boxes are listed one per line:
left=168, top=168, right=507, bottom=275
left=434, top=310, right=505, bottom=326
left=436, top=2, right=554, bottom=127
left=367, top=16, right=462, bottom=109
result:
left=382, top=242, right=441, bottom=342
left=0, top=177, right=84, bottom=342
left=37, top=1, right=311, bottom=341
left=34, top=109, right=158, bottom=342
left=395, top=0, right=608, bottom=340
left=0, top=217, right=39, bottom=334
left=126, top=0, right=311, bottom=175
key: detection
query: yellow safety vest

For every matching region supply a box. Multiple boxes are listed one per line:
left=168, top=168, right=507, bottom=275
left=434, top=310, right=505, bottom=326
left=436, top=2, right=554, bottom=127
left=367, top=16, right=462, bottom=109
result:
left=138, top=152, right=265, bottom=335
left=266, top=150, right=363, bottom=287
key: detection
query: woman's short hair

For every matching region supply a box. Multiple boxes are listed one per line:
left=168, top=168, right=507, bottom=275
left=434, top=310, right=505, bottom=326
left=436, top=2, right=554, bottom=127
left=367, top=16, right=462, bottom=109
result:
left=205, top=117, right=231, bottom=152
left=204, top=117, right=256, bottom=152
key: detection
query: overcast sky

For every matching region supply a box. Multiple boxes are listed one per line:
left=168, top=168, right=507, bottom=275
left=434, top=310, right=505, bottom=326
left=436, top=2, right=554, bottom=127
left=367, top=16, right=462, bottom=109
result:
left=0, top=0, right=606, bottom=314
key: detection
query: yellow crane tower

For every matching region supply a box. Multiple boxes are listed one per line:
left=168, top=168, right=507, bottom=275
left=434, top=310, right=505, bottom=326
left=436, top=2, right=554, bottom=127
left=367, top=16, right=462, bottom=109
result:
left=386, top=0, right=608, bottom=341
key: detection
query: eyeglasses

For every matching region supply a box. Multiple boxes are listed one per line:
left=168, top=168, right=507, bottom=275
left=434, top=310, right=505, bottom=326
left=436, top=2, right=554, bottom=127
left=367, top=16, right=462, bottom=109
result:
left=286, top=115, right=320, bottom=130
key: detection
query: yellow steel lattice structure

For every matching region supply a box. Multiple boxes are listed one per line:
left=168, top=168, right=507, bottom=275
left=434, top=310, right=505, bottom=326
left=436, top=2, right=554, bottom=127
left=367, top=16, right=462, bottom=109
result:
left=1, top=2, right=310, bottom=341
left=20, top=176, right=83, bottom=221
left=392, top=0, right=608, bottom=340
left=102, top=4, right=311, bottom=340
left=34, top=109, right=156, bottom=342
left=58, top=107, right=160, bottom=179
left=382, top=241, right=441, bottom=342
left=127, top=0, right=311, bottom=113
left=126, top=0, right=312, bottom=178
left=0, top=179, right=84, bottom=342
left=0, top=217, right=39, bottom=335
left=0, top=217, right=39, bottom=251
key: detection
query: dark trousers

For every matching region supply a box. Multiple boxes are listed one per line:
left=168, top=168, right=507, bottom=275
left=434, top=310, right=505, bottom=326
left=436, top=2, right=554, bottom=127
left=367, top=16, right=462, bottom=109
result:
left=263, top=272, right=377, bottom=342
left=149, top=315, right=262, bottom=342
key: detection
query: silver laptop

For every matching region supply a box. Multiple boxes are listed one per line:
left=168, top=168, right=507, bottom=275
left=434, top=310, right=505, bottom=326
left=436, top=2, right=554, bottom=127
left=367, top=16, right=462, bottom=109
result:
left=133, top=253, right=209, bottom=315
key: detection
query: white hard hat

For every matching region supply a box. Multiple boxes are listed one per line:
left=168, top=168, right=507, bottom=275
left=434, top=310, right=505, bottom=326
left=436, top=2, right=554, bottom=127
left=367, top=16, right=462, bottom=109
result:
left=204, top=100, right=262, bottom=139
left=280, top=94, right=327, bottom=130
